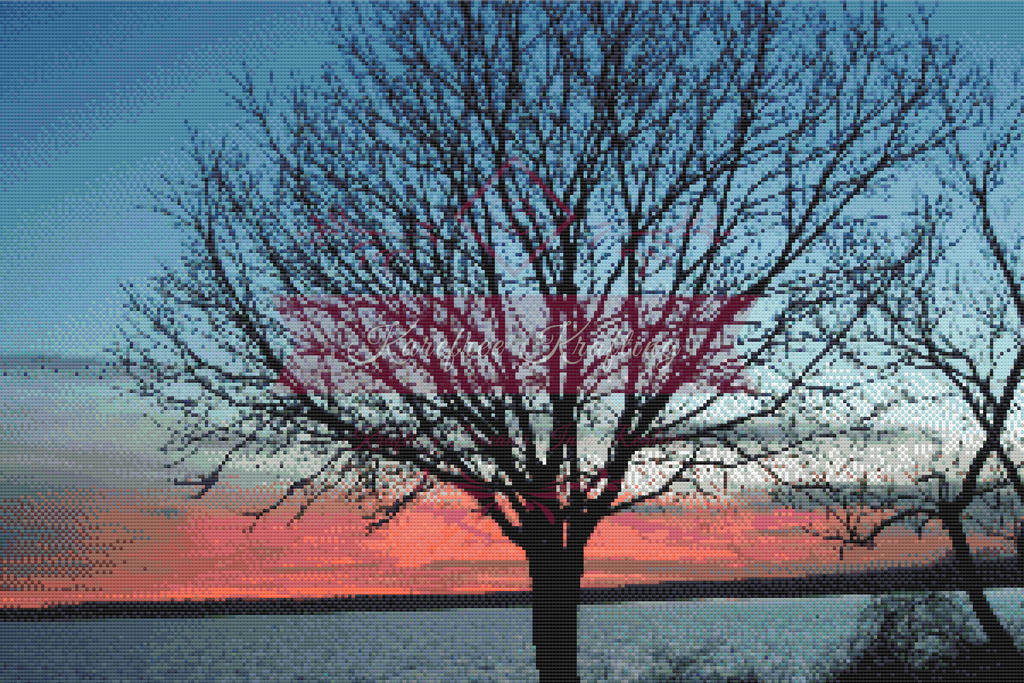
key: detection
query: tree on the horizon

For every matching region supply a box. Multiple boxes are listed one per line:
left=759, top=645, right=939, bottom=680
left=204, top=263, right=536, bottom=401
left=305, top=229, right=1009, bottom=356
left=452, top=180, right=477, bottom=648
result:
left=770, top=56, right=1024, bottom=664
left=115, top=3, right=968, bottom=681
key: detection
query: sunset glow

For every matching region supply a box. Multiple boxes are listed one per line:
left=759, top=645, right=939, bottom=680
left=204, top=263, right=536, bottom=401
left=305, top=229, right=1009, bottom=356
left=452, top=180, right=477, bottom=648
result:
left=2, top=485, right=1011, bottom=610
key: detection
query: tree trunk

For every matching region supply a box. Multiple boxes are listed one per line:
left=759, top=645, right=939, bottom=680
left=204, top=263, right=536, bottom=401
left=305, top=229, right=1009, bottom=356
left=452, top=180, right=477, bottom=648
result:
left=1016, top=518, right=1024, bottom=573
left=525, top=531, right=586, bottom=683
left=943, top=513, right=1023, bottom=660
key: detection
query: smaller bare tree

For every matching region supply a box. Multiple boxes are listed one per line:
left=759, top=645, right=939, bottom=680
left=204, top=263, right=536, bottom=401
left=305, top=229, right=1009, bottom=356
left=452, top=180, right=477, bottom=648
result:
left=771, top=58, right=1024, bottom=662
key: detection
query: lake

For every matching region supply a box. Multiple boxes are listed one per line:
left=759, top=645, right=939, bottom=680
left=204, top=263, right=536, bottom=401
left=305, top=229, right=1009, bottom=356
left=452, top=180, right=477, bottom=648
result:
left=2, top=589, right=1023, bottom=682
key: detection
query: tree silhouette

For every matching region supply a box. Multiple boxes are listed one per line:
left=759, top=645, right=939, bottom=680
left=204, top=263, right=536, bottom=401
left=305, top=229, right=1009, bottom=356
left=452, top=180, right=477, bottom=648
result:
left=116, top=2, right=967, bottom=681
left=770, top=56, right=1024, bottom=664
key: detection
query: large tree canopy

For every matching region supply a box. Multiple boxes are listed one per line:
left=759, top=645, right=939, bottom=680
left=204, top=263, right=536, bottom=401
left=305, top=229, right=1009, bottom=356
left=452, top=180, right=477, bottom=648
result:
left=117, top=2, right=970, bottom=681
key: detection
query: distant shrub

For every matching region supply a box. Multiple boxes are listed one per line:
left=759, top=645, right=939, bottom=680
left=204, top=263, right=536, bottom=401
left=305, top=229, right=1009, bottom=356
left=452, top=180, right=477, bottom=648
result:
left=828, top=591, right=1022, bottom=683
left=846, top=592, right=984, bottom=669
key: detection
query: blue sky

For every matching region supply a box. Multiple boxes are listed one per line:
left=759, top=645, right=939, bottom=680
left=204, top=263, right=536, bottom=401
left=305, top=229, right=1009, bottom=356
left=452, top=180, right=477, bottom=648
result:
left=0, top=1, right=338, bottom=356
left=1, top=2, right=1023, bottom=498
left=1, top=1, right=1021, bottom=357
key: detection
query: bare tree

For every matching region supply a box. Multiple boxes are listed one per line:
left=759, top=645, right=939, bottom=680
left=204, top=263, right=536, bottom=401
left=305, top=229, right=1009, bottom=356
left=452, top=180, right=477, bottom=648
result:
left=115, top=2, right=966, bottom=681
left=770, top=57, right=1024, bottom=663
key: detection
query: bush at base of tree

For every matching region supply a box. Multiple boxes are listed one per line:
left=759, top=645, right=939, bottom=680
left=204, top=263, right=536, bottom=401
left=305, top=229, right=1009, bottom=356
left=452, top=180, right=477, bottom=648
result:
left=827, top=591, right=1024, bottom=683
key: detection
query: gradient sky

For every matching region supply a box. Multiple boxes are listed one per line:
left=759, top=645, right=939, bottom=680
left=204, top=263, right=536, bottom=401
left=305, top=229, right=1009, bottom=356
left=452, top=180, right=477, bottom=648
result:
left=2, top=2, right=1024, bottom=606
left=2, top=1, right=1022, bottom=357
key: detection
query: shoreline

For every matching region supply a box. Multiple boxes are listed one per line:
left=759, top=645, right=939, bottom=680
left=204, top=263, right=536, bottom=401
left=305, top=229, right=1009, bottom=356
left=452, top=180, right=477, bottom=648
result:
left=2, top=554, right=1020, bottom=622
